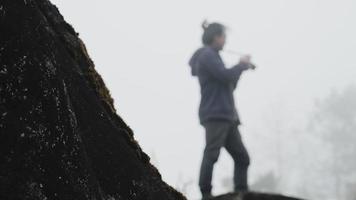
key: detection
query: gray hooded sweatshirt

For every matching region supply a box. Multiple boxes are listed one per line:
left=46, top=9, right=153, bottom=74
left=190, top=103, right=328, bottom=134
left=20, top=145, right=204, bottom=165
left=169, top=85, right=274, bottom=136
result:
left=189, top=46, right=248, bottom=124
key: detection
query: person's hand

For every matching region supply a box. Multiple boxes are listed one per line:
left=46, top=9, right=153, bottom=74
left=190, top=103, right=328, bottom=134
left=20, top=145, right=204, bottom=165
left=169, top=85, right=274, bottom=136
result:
left=239, top=55, right=251, bottom=64
left=239, top=55, right=256, bottom=70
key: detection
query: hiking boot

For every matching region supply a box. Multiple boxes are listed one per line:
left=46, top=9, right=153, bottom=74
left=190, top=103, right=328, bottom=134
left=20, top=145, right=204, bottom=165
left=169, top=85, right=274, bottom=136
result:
left=234, top=190, right=248, bottom=199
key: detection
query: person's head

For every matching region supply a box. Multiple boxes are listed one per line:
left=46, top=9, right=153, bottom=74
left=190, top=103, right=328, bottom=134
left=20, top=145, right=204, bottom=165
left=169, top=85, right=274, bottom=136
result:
left=202, top=21, right=226, bottom=51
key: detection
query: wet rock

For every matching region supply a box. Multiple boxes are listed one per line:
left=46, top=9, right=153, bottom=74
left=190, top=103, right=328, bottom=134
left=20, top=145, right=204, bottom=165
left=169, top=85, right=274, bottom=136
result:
left=0, top=0, right=186, bottom=200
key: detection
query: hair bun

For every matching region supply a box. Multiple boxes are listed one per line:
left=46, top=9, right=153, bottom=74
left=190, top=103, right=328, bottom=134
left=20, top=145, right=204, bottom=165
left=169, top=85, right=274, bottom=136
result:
left=202, top=20, right=209, bottom=30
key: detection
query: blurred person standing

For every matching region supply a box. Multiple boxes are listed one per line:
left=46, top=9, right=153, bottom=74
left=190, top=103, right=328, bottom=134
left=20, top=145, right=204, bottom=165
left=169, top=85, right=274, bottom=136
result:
left=189, top=21, right=255, bottom=200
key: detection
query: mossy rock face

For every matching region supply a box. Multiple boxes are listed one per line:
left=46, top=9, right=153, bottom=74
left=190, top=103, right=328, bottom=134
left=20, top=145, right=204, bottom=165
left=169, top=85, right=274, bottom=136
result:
left=0, top=0, right=185, bottom=200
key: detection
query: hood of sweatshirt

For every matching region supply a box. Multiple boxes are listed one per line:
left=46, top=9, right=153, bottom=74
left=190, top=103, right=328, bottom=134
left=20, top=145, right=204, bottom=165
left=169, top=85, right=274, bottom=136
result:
left=189, top=47, right=205, bottom=76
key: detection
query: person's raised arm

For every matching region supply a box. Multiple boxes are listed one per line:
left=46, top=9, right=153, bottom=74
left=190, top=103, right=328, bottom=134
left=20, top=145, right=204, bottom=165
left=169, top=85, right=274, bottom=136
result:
left=233, top=55, right=256, bottom=88
left=201, top=50, right=250, bottom=84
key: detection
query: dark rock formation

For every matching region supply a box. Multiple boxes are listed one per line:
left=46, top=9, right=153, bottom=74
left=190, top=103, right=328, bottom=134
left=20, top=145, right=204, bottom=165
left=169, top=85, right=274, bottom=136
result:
left=0, top=0, right=186, bottom=199
left=211, top=192, right=303, bottom=200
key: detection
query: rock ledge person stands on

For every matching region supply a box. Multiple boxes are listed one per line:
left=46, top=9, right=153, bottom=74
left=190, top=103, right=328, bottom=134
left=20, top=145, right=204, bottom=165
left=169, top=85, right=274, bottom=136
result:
left=189, top=21, right=255, bottom=200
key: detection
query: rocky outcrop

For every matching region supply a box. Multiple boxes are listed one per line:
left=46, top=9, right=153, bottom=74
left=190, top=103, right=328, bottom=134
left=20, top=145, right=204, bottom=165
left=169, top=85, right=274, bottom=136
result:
left=0, top=0, right=186, bottom=199
left=211, top=192, right=303, bottom=200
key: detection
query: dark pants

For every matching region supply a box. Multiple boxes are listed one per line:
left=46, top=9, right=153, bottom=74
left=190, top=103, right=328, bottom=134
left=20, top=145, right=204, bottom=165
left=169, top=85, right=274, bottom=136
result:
left=199, top=120, right=250, bottom=194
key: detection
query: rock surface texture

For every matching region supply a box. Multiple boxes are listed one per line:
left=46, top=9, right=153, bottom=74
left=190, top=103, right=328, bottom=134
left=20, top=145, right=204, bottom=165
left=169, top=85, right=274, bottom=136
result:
left=0, top=0, right=186, bottom=199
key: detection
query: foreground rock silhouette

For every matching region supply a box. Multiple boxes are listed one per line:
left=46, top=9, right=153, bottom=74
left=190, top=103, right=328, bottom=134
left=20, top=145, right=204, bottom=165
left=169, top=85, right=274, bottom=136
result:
left=211, top=192, right=303, bottom=200
left=0, top=0, right=185, bottom=199
left=0, top=1, right=305, bottom=200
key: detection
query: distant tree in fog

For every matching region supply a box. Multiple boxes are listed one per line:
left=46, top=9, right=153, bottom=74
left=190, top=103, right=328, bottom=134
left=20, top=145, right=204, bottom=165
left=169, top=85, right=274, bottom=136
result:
left=307, top=85, right=356, bottom=199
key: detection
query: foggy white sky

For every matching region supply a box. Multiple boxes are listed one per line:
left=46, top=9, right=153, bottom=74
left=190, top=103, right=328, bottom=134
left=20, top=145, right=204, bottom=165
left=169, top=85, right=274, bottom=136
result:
left=52, top=0, right=356, bottom=199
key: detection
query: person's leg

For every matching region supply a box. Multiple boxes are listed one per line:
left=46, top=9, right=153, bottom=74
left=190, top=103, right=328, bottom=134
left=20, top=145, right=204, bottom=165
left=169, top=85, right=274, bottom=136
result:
left=224, top=124, right=250, bottom=192
left=199, top=121, right=230, bottom=197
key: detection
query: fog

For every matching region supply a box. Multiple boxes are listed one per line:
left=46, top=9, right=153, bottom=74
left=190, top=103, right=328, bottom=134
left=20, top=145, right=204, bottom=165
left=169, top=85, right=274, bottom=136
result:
left=51, top=1, right=356, bottom=199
